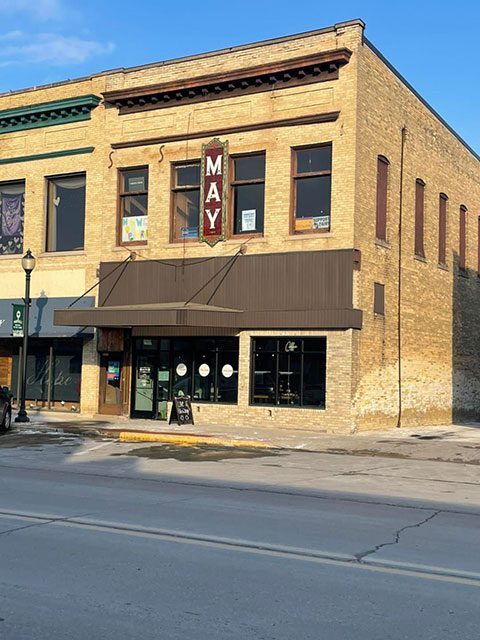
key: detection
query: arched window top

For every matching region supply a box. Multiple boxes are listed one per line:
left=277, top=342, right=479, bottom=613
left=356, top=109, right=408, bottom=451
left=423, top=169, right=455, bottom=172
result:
left=439, top=192, right=448, bottom=201
left=378, top=154, right=390, bottom=165
left=416, top=178, right=426, bottom=187
left=460, top=204, right=468, bottom=212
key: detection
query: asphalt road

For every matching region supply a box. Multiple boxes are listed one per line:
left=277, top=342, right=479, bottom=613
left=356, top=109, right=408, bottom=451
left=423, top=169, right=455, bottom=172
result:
left=0, top=429, right=479, bottom=639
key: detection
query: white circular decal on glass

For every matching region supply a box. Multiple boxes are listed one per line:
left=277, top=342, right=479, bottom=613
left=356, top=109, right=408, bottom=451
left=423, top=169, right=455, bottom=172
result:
left=176, top=363, right=187, bottom=377
left=222, top=364, right=234, bottom=378
left=198, top=363, right=210, bottom=377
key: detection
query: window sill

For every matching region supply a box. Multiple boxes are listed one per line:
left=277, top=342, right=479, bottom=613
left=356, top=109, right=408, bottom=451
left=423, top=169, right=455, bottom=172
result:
left=414, top=254, right=427, bottom=263
left=224, top=237, right=267, bottom=245
left=0, top=253, right=23, bottom=261
left=38, top=250, right=87, bottom=258
left=163, top=241, right=203, bottom=249
left=287, top=232, right=334, bottom=240
left=375, top=239, right=391, bottom=249
left=438, top=263, right=449, bottom=271
left=112, top=245, right=148, bottom=252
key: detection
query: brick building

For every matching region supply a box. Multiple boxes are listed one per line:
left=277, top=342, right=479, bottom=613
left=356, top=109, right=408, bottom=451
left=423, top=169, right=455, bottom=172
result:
left=0, top=19, right=479, bottom=431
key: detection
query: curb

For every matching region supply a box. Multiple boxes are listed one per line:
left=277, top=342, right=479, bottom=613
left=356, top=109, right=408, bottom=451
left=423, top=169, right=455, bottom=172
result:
left=118, top=431, right=275, bottom=449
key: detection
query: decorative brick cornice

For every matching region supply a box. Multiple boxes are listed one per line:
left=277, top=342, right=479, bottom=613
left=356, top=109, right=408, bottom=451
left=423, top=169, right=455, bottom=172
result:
left=0, top=95, right=101, bottom=135
left=103, top=48, right=351, bottom=115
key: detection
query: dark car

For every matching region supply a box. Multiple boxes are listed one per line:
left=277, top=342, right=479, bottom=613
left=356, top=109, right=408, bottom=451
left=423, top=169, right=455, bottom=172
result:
left=0, top=387, right=12, bottom=432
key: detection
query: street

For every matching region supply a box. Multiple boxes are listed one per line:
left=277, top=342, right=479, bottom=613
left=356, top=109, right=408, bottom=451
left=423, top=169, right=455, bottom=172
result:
left=0, top=429, right=479, bottom=639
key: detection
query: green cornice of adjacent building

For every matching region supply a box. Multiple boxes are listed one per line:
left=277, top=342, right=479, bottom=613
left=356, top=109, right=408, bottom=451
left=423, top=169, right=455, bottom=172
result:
left=0, top=95, right=101, bottom=134
left=0, top=146, right=95, bottom=165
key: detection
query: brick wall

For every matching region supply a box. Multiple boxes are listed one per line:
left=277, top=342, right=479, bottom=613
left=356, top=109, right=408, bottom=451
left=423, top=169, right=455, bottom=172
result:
left=353, top=40, right=480, bottom=430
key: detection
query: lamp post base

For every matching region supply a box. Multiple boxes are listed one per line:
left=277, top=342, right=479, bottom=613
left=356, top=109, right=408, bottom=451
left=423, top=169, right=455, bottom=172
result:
left=15, top=412, right=30, bottom=423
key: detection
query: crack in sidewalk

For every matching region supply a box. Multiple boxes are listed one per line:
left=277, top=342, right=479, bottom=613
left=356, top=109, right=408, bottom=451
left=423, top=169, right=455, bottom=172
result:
left=355, top=510, right=442, bottom=562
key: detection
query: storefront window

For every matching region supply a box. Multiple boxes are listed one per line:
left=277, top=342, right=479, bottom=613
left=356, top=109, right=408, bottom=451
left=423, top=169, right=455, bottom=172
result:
left=251, top=337, right=326, bottom=408
left=46, top=174, right=86, bottom=252
left=133, top=337, right=238, bottom=416
left=119, top=167, right=148, bottom=244
left=292, top=145, right=332, bottom=234
left=231, top=153, right=265, bottom=235
left=11, top=339, right=82, bottom=404
left=0, top=181, right=25, bottom=255
left=172, top=163, right=200, bottom=241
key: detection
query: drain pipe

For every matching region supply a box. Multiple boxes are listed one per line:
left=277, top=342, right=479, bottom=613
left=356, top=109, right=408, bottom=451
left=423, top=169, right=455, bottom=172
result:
left=396, top=126, right=407, bottom=428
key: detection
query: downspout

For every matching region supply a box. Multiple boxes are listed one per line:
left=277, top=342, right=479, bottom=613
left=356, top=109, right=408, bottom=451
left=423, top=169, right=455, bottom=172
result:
left=396, top=126, right=407, bottom=428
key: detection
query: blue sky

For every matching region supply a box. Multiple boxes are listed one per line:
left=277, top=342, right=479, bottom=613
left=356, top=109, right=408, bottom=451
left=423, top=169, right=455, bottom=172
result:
left=0, top=0, right=478, bottom=152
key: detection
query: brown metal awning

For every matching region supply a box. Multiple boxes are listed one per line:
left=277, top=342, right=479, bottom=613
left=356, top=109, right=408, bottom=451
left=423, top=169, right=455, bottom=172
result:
left=54, top=301, right=362, bottom=330
left=54, top=302, right=243, bottom=329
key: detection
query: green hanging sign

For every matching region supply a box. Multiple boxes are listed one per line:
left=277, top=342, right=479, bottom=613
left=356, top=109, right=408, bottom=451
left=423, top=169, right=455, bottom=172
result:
left=12, top=303, right=24, bottom=337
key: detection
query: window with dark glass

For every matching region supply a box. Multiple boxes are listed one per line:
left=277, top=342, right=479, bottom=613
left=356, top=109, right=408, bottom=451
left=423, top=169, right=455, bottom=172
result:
left=251, top=337, right=326, bottom=408
left=119, top=167, right=148, bottom=244
left=438, top=193, right=448, bottom=266
left=292, top=144, right=332, bottom=234
left=46, top=174, right=86, bottom=252
left=133, top=337, right=239, bottom=413
left=172, top=163, right=200, bottom=241
left=0, top=180, right=24, bottom=255
left=231, top=153, right=265, bottom=235
left=414, top=179, right=425, bottom=258
left=459, top=205, right=467, bottom=271
left=376, top=156, right=389, bottom=242
left=374, top=283, right=385, bottom=315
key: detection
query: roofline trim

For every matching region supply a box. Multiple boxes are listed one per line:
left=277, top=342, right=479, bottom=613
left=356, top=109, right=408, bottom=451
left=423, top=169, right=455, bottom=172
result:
left=364, top=37, right=480, bottom=162
left=0, top=19, right=364, bottom=100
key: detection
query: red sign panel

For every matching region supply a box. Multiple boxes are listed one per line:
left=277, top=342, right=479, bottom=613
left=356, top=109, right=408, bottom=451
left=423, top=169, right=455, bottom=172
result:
left=200, top=138, right=228, bottom=246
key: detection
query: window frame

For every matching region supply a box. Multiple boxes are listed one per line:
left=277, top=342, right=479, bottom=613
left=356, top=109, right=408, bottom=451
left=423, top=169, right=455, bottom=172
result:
left=375, top=155, right=389, bottom=242
left=228, top=151, right=266, bottom=239
left=45, top=172, right=86, bottom=253
left=0, top=179, right=25, bottom=257
left=290, top=142, right=332, bottom=236
left=249, top=336, right=327, bottom=409
left=459, top=204, right=467, bottom=272
left=170, top=159, right=201, bottom=244
left=117, top=165, right=149, bottom=247
left=438, top=193, right=448, bottom=267
left=414, top=178, right=426, bottom=259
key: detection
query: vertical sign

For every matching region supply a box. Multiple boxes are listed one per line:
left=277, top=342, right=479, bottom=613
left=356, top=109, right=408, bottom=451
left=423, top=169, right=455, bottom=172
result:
left=12, top=303, right=24, bottom=337
left=200, top=138, right=228, bottom=246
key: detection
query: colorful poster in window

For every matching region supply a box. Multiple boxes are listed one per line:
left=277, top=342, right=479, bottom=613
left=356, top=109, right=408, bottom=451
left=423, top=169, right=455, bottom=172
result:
left=295, top=216, right=330, bottom=232
left=241, top=209, right=256, bottom=232
left=107, top=361, right=120, bottom=381
left=200, top=138, right=228, bottom=247
left=122, top=215, right=148, bottom=242
left=313, top=215, right=330, bottom=230
left=0, top=192, right=24, bottom=255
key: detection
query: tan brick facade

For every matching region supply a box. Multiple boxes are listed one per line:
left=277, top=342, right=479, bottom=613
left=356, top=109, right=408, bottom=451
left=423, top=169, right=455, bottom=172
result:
left=0, top=20, right=478, bottom=431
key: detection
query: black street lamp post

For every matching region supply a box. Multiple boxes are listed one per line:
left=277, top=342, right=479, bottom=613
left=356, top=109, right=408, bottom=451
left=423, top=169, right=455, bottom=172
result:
left=15, top=249, right=36, bottom=424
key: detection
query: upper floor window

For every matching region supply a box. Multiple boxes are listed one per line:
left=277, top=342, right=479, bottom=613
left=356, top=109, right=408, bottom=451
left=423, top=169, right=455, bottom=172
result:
left=172, top=162, right=200, bottom=242
left=459, top=205, right=467, bottom=271
left=46, top=174, right=85, bottom=252
left=231, top=153, right=265, bottom=236
left=438, top=193, right=448, bottom=266
left=0, top=181, right=24, bottom=255
left=119, top=167, right=148, bottom=245
left=414, top=179, right=425, bottom=258
left=292, top=144, right=332, bottom=234
left=375, top=156, right=389, bottom=242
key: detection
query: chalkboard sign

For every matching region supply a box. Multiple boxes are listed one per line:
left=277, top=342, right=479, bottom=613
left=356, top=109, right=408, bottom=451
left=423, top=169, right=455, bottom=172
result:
left=169, top=396, right=194, bottom=425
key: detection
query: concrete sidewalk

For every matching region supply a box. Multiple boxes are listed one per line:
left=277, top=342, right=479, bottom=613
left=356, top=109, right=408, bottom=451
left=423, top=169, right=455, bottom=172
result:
left=16, top=409, right=480, bottom=465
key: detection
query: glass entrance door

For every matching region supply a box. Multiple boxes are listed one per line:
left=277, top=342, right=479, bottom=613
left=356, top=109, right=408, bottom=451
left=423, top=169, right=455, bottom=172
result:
left=133, top=354, right=156, bottom=417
